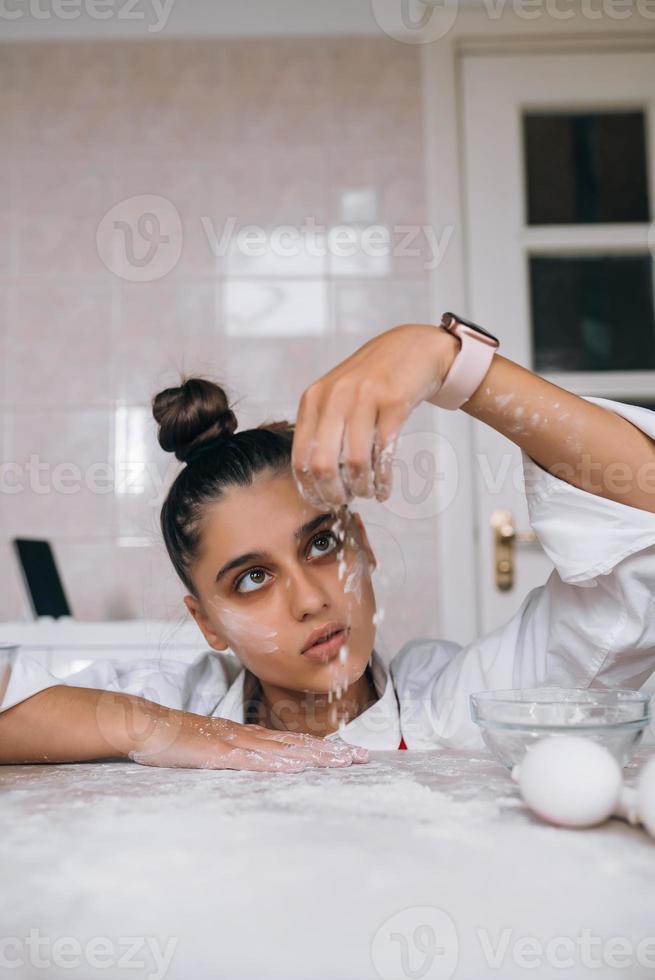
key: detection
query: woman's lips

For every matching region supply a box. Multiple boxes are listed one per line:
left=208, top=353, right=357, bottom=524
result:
left=301, top=628, right=349, bottom=664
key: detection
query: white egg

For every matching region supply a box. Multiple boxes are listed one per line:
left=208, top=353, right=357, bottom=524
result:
left=516, top=735, right=622, bottom=828
left=638, top=755, right=655, bottom=839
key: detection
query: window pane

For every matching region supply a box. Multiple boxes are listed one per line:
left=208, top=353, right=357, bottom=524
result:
left=530, top=255, right=655, bottom=372
left=524, top=112, right=650, bottom=225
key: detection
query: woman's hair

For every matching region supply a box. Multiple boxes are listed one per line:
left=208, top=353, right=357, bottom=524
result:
left=152, top=377, right=295, bottom=595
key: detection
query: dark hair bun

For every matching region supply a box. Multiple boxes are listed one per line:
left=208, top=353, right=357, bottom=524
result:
left=152, top=378, right=238, bottom=463
left=257, top=418, right=295, bottom=438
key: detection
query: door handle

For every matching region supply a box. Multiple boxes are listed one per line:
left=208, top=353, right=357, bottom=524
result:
left=491, top=509, right=537, bottom=591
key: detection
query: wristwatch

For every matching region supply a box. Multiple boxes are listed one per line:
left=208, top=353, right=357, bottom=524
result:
left=430, top=312, right=500, bottom=410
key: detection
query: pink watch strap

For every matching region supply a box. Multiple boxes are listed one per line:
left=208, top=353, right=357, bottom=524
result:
left=431, top=323, right=497, bottom=410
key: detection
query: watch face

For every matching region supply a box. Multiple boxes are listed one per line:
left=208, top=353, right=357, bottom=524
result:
left=442, top=311, right=499, bottom=345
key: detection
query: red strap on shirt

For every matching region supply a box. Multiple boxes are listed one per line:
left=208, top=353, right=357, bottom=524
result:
left=398, top=736, right=407, bottom=750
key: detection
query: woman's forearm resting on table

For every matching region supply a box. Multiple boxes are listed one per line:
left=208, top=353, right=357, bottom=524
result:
left=434, top=348, right=655, bottom=514
left=0, top=686, right=175, bottom=764
left=0, top=687, right=370, bottom=770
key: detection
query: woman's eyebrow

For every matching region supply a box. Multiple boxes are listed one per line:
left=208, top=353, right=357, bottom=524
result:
left=294, top=511, right=334, bottom=541
left=214, top=512, right=335, bottom=583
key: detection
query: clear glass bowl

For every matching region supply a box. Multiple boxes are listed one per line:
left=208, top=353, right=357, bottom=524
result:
left=470, top=687, right=651, bottom=769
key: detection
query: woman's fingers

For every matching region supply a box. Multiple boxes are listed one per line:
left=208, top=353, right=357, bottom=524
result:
left=215, top=719, right=369, bottom=766
left=292, top=324, right=453, bottom=507
left=208, top=734, right=367, bottom=773
left=216, top=746, right=309, bottom=773
left=294, top=388, right=382, bottom=506
left=341, top=398, right=380, bottom=498
left=214, top=717, right=367, bottom=763
left=301, top=394, right=351, bottom=507
left=247, top=726, right=369, bottom=765
left=291, top=386, right=325, bottom=507
left=372, top=404, right=405, bottom=502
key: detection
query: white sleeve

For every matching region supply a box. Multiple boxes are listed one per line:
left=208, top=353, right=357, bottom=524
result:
left=0, top=648, right=236, bottom=717
left=392, top=397, right=655, bottom=749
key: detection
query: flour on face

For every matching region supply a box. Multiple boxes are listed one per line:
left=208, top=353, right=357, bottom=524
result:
left=210, top=599, right=280, bottom=654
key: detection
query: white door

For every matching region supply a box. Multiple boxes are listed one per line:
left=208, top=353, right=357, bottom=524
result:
left=461, top=48, right=655, bottom=635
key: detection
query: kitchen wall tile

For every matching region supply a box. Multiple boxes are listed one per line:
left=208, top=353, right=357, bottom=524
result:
left=16, top=144, right=116, bottom=280
left=7, top=282, right=114, bottom=408
left=0, top=288, right=8, bottom=406
left=112, top=150, right=233, bottom=281
left=332, top=279, right=431, bottom=341
left=122, top=40, right=229, bottom=150
left=224, top=279, right=329, bottom=340
left=55, top=539, right=188, bottom=621
left=112, top=404, right=179, bottom=540
left=8, top=410, right=114, bottom=538
left=0, top=541, right=28, bottom=622
left=225, top=335, right=330, bottom=405
left=227, top=144, right=330, bottom=228
left=116, top=281, right=220, bottom=403
left=18, top=41, right=125, bottom=146
left=0, top=43, right=19, bottom=147
left=0, top=137, right=17, bottom=278
left=225, top=39, right=334, bottom=144
left=328, top=38, right=423, bottom=150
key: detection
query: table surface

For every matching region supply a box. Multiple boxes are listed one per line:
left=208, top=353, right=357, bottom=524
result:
left=2, top=748, right=654, bottom=980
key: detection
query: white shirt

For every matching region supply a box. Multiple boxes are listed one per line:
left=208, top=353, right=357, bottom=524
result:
left=2, top=397, right=655, bottom=751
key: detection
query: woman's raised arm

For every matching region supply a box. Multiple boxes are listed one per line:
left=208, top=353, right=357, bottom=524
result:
left=458, top=352, right=655, bottom=514
left=291, top=322, right=655, bottom=514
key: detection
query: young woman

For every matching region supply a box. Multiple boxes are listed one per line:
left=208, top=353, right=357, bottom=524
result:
left=2, top=319, right=655, bottom=770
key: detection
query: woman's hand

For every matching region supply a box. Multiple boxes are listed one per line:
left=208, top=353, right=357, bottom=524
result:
left=292, top=323, right=459, bottom=507
left=126, top=699, right=369, bottom=773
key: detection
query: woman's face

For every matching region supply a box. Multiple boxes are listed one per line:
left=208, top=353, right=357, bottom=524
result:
left=184, top=467, right=377, bottom=694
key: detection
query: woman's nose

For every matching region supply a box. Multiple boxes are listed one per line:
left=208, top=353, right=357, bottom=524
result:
left=284, top=567, right=331, bottom=619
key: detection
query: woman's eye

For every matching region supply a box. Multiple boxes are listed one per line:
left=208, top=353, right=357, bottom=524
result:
left=234, top=568, right=271, bottom=594
left=308, top=531, right=338, bottom=558
left=234, top=533, right=338, bottom=594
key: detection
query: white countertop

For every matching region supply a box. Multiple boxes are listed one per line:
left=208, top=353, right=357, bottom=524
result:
left=2, top=747, right=654, bottom=980
left=0, top=618, right=204, bottom=650
left=0, top=619, right=210, bottom=676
